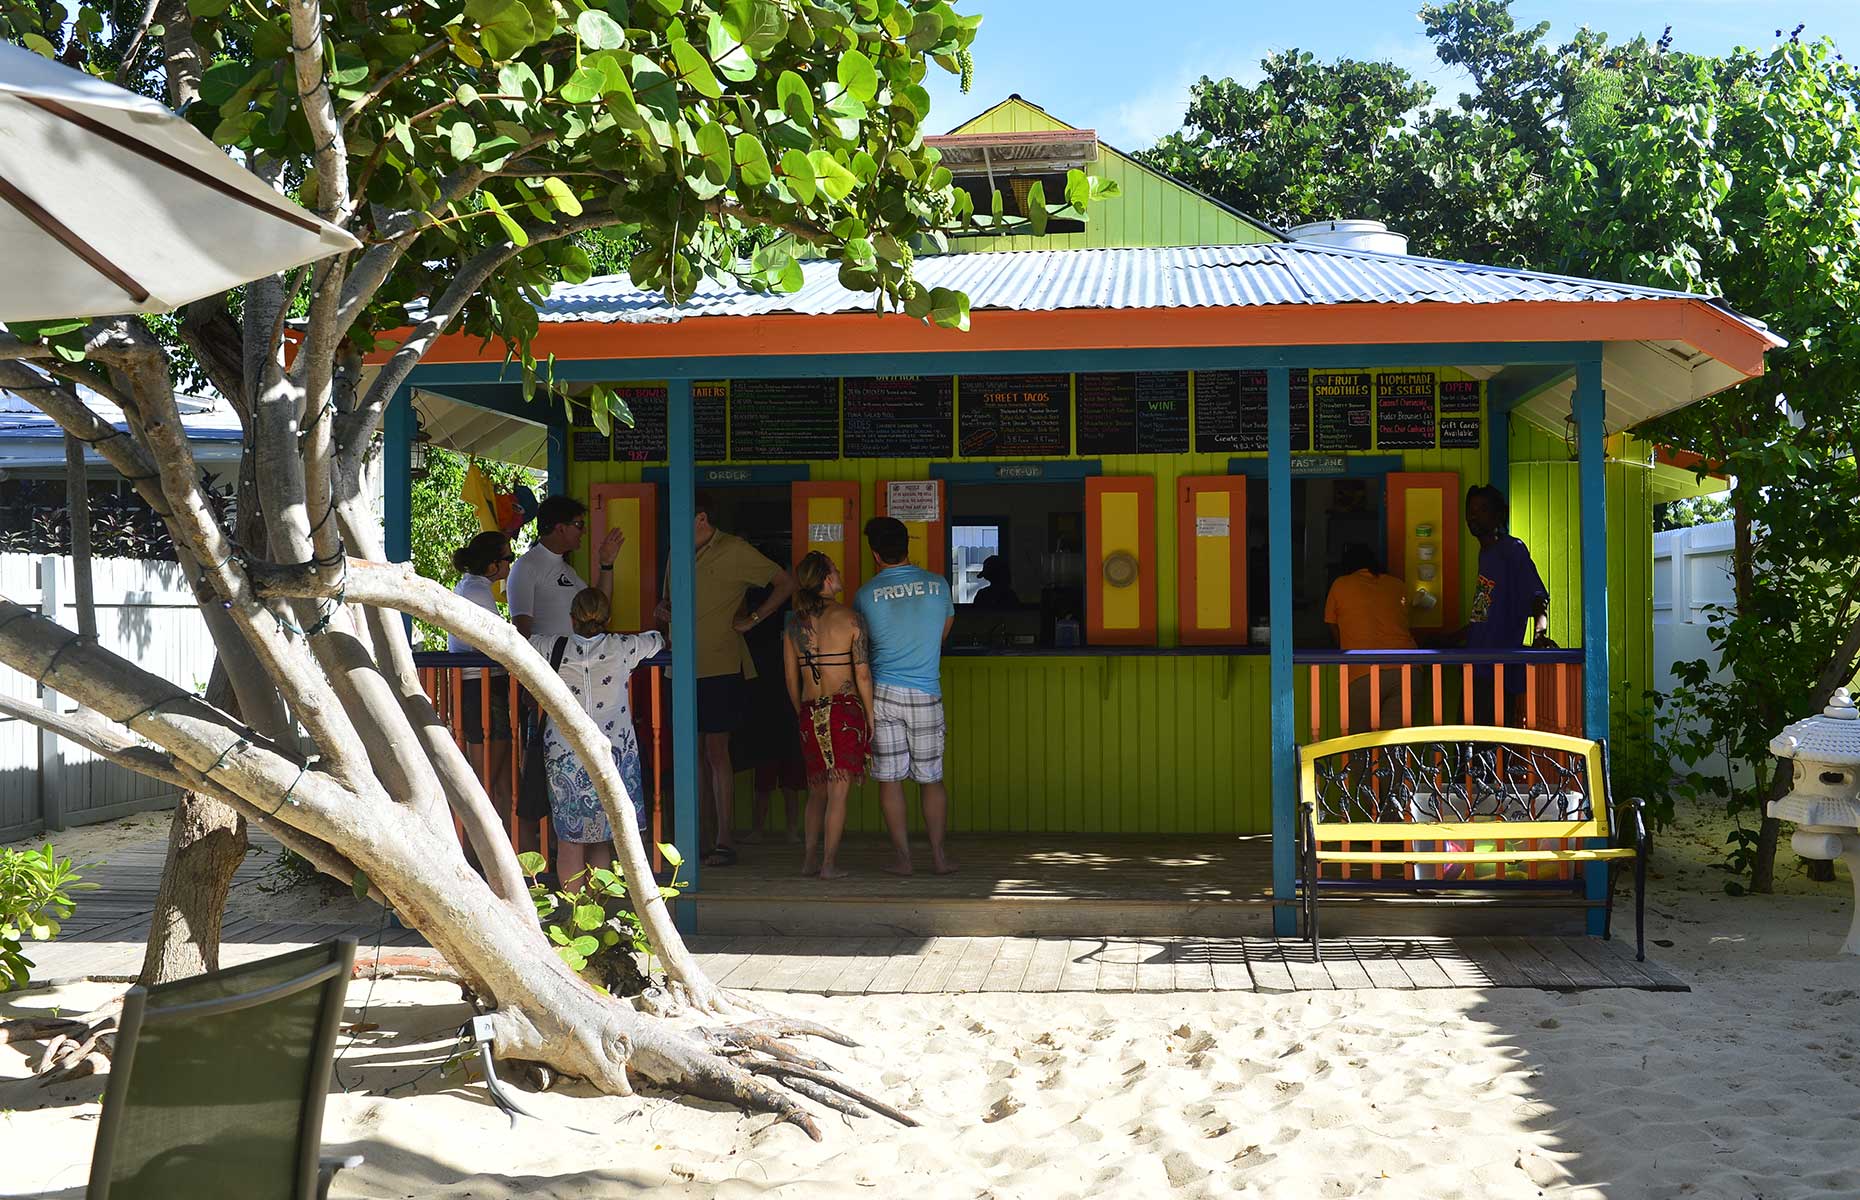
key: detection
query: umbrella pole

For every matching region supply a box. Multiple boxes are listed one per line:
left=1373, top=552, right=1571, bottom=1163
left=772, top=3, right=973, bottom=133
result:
left=63, top=408, right=97, bottom=646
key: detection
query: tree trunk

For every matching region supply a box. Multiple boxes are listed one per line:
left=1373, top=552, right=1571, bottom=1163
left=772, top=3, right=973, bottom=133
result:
left=137, top=793, right=247, bottom=985
left=1731, top=492, right=1782, bottom=893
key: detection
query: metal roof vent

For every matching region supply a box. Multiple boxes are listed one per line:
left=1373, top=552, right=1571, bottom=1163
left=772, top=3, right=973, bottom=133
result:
left=1288, top=219, right=1409, bottom=256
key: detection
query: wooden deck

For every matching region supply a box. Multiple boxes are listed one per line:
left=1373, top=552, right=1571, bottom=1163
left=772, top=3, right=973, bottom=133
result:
left=18, top=830, right=1684, bottom=993
left=684, top=934, right=1688, bottom=994
left=692, top=833, right=1279, bottom=936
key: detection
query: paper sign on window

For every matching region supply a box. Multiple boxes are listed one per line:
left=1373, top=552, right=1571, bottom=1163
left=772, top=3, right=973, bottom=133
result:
left=1195, top=516, right=1230, bottom=538
left=884, top=481, right=941, bottom=523
left=808, top=522, right=844, bottom=544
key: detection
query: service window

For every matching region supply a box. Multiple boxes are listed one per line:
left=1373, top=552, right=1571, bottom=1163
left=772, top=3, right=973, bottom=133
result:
left=946, top=480, right=1086, bottom=649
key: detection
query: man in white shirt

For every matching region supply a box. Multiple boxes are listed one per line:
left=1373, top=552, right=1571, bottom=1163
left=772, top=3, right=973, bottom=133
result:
left=508, top=496, right=624, bottom=638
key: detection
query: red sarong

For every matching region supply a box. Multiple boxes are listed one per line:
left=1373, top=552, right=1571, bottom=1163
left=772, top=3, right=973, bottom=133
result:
left=797, top=691, right=870, bottom=785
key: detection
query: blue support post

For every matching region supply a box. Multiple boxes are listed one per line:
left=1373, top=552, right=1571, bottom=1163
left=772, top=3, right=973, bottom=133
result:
left=1487, top=400, right=1510, bottom=498
left=1575, top=359, right=1611, bottom=934
left=666, top=380, right=700, bottom=930
left=1267, top=367, right=1297, bottom=937
left=383, top=387, right=414, bottom=564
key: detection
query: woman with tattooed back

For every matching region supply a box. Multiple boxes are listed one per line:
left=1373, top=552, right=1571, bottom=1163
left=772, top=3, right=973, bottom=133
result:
left=781, top=552, right=874, bottom=880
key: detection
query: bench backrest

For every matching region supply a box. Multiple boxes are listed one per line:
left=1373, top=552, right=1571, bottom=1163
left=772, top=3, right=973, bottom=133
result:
left=1298, top=724, right=1610, bottom=842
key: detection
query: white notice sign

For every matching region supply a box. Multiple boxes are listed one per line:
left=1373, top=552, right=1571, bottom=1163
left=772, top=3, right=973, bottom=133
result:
left=885, top=481, right=941, bottom=523
left=1195, top=516, right=1230, bottom=538
left=808, top=522, right=844, bottom=544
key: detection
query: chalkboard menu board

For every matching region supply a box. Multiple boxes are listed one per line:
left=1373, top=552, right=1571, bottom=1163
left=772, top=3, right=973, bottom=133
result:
left=843, top=376, right=953, bottom=458
left=1375, top=371, right=1437, bottom=450
left=1440, top=415, right=1482, bottom=449
left=1312, top=371, right=1373, bottom=452
left=1439, top=378, right=1481, bottom=414
left=958, top=373, right=1070, bottom=457
left=571, top=427, right=610, bottom=463
left=607, top=384, right=669, bottom=462
left=1193, top=370, right=1310, bottom=453
left=729, top=378, right=839, bottom=460
left=693, top=382, right=728, bottom=460
left=1075, top=371, right=1189, bottom=455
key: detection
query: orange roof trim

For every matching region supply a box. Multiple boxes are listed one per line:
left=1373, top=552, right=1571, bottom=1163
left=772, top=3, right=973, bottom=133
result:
left=392, top=298, right=1777, bottom=379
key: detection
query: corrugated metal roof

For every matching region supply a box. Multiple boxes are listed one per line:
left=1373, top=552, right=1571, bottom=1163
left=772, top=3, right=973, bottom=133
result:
left=538, top=242, right=1770, bottom=335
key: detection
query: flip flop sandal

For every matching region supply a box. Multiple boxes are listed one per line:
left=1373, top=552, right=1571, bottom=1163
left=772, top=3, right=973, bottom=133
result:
left=703, top=846, right=739, bottom=867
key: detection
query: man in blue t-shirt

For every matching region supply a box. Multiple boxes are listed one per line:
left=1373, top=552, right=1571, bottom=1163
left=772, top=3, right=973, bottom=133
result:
left=855, top=517, right=957, bottom=875
left=1459, top=484, right=1551, bottom=725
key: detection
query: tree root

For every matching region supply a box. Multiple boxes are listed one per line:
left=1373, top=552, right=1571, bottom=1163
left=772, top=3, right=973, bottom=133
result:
left=723, top=1017, right=860, bottom=1048
left=0, top=1017, right=87, bottom=1045
left=705, top=1028, right=834, bottom=1072
left=739, top=1059, right=919, bottom=1129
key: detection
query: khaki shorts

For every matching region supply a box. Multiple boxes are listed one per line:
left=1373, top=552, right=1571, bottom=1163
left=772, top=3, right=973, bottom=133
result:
left=869, top=684, right=945, bottom=784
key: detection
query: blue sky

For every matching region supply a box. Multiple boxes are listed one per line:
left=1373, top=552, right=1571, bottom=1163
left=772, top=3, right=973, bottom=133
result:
left=923, top=1, right=1860, bottom=149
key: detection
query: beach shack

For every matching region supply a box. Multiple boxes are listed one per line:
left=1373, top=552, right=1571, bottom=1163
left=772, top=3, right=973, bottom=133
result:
left=396, top=98, right=1781, bottom=939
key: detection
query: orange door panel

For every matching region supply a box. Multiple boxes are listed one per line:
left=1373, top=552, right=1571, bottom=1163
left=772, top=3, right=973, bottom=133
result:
left=1385, top=471, right=1461, bottom=631
left=589, top=483, right=658, bottom=632
left=791, top=481, right=862, bottom=597
left=1085, top=476, right=1157, bottom=646
left=1177, top=475, right=1248, bottom=644
left=875, top=479, right=947, bottom=574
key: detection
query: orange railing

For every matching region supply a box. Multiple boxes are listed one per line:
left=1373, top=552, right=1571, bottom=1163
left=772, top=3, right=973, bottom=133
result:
left=413, top=651, right=672, bottom=870
left=1299, top=649, right=1585, bottom=742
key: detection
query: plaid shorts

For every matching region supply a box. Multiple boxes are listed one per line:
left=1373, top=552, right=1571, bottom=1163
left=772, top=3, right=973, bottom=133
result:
left=869, top=684, right=945, bottom=784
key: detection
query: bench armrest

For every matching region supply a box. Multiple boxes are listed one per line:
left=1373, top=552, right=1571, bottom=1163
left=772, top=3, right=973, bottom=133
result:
left=1613, top=796, right=1650, bottom=853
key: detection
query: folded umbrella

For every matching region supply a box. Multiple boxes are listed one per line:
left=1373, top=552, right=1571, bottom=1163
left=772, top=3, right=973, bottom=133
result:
left=0, top=42, right=359, bottom=322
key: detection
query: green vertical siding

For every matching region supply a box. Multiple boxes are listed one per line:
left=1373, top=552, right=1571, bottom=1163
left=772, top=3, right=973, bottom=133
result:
left=1506, top=421, right=1654, bottom=736
left=942, top=98, right=1278, bottom=251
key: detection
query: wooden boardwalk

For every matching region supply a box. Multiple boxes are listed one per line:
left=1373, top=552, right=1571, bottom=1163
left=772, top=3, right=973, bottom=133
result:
left=19, top=831, right=1685, bottom=993
left=684, top=934, right=1688, bottom=994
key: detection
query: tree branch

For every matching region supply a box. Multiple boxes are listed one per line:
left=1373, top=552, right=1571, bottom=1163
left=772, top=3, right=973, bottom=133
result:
left=288, top=0, right=353, bottom=223
left=340, top=38, right=447, bottom=125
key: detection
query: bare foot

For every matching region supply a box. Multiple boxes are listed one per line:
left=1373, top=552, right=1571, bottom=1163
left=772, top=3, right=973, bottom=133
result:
left=800, top=853, right=819, bottom=877
left=932, top=858, right=960, bottom=875
left=818, top=864, right=848, bottom=880
left=881, top=858, right=914, bottom=876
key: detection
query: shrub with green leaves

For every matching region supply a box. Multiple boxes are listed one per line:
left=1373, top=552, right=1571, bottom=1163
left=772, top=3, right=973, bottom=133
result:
left=520, top=845, right=684, bottom=997
left=0, top=844, right=96, bottom=991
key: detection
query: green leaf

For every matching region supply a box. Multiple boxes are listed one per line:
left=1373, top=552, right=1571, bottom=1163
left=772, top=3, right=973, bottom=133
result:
left=330, top=52, right=369, bottom=87
left=187, top=0, right=233, bottom=16
left=695, top=120, right=732, bottom=182
left=577, top=10, right=627, bottom=50
left=517, top=851, right=548, bottom=875
left=734, top=133, right=772, bottom=186
left=351, top=871, right=370, bottom=900
left=670, top=39, right=723, bottom=99
left=778, top=258, right=805, bottom=292
left=808, top=150, right=858, bottom=202
left=776, top=70, right=814, bottom=124
left=570, top=934, right=600, bottom=956
left=1027, top=180, right=1048, bottom=236
left=448, top=122, right=477, bottom=161
left=573, top=903, right=606, bottom=931
left=482, top=194, right=529, bottom=246
left=556, top=946, right=587, bottom=970
left=837, top=48, right=878, bottom=103
left=659, top=842, right=685, bottom=867
left=706, top=16, right=756, bottom=82
left=589, top=383, right=612, bottom=437
left=210, top=111, right=263, bottom=147
left=781, top=149, right=817, bottom=203
left=542, top=177, right=584, bottom=216
left=560, top=66, right=607, bottom=104
left=927, top=286, right=970, bottom=331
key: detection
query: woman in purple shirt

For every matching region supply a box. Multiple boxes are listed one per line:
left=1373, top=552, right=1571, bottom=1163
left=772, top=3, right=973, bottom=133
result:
left=1451, top=485, right=1551, bottom=725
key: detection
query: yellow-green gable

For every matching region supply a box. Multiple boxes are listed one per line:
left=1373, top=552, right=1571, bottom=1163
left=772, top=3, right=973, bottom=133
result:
left=940, top=96, right=1279, bottom=252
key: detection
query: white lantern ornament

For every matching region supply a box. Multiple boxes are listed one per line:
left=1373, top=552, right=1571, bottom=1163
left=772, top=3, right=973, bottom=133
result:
left=1768, top=687, right=1860, bottom=955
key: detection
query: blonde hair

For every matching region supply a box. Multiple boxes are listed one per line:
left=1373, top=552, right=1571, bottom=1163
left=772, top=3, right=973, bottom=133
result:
left=793, top=551, right=837, bottom=619
left=569, top=587, right=610, bottom=637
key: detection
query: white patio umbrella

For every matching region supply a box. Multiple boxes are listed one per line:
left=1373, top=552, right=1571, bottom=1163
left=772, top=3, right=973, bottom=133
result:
left=0, top=41, right=360, bottom=322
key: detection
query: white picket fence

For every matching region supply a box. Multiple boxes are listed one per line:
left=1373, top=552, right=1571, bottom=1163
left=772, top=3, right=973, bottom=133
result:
left=0, top=554, right=216, bottom=842
left=1652, top=520, right=1741, bottom=783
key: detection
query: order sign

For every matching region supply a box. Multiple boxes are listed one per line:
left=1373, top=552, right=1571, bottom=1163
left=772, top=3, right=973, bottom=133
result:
left=886, top=481, right=941, bottom=523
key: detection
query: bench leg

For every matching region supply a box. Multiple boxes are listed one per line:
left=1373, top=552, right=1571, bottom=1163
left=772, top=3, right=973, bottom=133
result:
left=1602, top=859, right=1615, bottom=943
left=1634, top=852, right=1647, bottom=963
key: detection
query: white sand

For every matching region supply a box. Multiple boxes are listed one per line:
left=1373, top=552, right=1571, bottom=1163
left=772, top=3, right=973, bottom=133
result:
left=5, top=805, right=1860, bottom=1198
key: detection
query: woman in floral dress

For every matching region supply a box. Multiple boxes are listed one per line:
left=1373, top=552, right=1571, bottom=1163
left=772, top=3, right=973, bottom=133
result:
left=530, top=588, right=664, bottom=885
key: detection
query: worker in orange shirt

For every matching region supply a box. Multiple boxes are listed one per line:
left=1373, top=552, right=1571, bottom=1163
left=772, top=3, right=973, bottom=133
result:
left=1322, top=543, right=1416, bottom=731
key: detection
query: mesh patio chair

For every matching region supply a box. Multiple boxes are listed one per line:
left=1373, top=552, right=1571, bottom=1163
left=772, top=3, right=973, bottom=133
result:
left=86, top=938, right=364, bottom=1200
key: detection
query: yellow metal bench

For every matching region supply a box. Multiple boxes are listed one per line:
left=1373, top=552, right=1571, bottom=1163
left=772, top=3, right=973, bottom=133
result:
left=1297, top=724, right=1648, bottom=961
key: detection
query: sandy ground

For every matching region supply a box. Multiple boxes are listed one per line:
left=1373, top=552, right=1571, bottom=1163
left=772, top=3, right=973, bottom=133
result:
left=4, top=804, right=1859, bottom=1199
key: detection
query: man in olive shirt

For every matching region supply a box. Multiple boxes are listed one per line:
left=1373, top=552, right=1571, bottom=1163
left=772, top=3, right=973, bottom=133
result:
left=658, top=493, right=796, bottom=866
